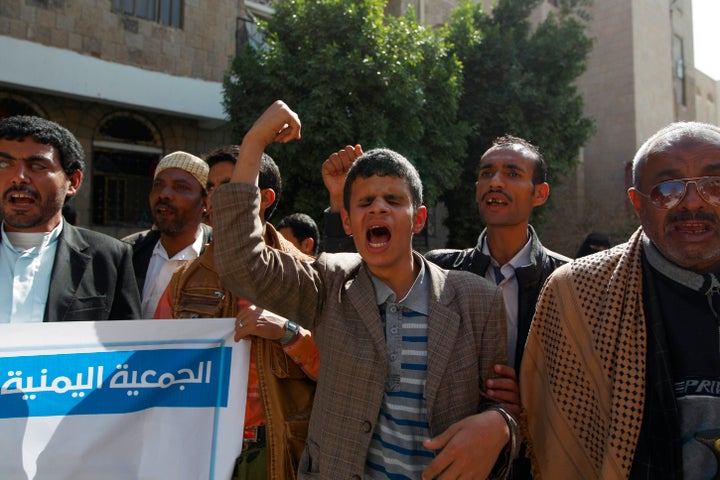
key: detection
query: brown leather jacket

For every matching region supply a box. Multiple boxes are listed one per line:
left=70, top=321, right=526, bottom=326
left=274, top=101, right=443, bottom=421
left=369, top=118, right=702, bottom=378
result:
left=166, top=225, right=316, bottom=480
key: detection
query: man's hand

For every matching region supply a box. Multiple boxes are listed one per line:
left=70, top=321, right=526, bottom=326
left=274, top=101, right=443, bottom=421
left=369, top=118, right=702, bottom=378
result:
left=246, top=100, right=302, bottom=147
left=232, top=101, right=301, bottom=185
left=486, top=364, right=521, bottom=416
left=321, top=144, right=363, bottom=212
left=422, top=410, right=510, bottom=479
left=234, top=303, right=287, bottom=342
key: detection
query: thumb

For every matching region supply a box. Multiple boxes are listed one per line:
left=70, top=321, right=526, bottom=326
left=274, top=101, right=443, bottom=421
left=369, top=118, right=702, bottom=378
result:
left=422, top=425, right=454, bottom=451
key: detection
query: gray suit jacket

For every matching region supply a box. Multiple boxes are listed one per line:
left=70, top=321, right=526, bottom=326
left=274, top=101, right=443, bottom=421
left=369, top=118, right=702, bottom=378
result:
left=213, top=183, right=511, bottom=479
left=0, top=223, right=142, bottom=322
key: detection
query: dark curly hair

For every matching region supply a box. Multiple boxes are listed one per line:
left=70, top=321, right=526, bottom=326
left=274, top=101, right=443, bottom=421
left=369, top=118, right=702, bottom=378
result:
left=0, top=115, right=85, bottom=175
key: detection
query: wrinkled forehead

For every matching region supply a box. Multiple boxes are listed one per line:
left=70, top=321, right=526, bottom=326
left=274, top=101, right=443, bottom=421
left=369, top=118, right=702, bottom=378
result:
left=635, top=128, right=720, bottom=181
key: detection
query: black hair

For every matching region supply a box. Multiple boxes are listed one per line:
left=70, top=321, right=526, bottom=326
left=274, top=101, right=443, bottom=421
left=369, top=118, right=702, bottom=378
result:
left=485, top=135, right=547, bottom=185
left=277, top=213, right=319, bottom=256
left=0, top=115, right=85, bottom=175
left=203, top=146, right=281, bottom=220
left=343, top=148, right=423, bottom=211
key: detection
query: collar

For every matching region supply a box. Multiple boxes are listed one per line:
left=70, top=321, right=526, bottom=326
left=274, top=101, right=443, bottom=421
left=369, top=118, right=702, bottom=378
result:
left=369, top=256, right=429, bottom=315
left=2, top=219, right=63, bottom=252
left=642, top=233, right=720, bottom=298
left=152, top=226, right=205, bottom=261
left=481, top=232, right=533, bottom=272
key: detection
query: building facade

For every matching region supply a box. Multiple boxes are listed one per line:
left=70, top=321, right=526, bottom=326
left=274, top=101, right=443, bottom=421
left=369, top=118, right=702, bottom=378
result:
left=0, top=0, right=255, bottom=238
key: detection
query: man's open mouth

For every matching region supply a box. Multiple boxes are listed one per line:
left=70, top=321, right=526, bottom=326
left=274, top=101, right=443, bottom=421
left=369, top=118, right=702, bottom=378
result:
left=367, top=225, right=391, bottom=248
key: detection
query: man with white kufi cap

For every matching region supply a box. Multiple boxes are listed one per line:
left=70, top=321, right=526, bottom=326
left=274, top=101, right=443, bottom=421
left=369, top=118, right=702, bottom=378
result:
left=123, top=151, right=212, bottom=318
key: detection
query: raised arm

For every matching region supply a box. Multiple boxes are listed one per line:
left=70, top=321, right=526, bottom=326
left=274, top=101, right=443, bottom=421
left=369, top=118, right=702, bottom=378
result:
left=321, top=144, right=362, bottom=253
left=231, top=100, right=302, bottom=185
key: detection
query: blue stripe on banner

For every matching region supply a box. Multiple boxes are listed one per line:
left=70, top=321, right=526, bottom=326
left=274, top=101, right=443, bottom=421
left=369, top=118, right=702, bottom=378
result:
left=0, top=347, right=233, bottom=418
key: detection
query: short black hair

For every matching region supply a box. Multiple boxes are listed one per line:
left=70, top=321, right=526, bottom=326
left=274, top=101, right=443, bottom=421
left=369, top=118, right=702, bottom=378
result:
left=204, top=145, right=240, bottom=169
left=277, top=213, right=319, bottom=256
left=485, top=135, right=547, bottom=185
left=203, top=146, right=281, bottom=220
left=0, top=115, right=85, bottom=175
left=343, top=148, right=423, bottom=211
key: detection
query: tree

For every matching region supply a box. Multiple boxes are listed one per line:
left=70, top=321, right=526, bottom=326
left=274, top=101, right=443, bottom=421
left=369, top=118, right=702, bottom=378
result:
left=224, top=0, right=467, bottom=221
left=441, top=0, right=595, bottom=248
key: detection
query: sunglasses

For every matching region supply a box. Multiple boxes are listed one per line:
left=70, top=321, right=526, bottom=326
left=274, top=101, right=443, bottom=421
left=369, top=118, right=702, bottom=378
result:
left=632, top=176, right=720, bottom=209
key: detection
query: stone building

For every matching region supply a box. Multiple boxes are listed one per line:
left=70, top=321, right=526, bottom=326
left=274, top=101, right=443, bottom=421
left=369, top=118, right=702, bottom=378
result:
left=0, top=0, right=257, bottom=238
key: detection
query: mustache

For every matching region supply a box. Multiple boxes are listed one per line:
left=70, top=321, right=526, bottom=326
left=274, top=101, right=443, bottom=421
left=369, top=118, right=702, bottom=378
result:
left=4, top=185, right=38, bottom=201
left=665, top=210, right=719, bottom=224
left=153, top=200, right=176, bottom=212
left=481, top=189, right=511, bottom=202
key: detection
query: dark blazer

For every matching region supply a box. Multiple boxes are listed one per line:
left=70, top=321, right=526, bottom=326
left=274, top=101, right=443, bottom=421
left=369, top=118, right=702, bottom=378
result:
left=0, top=223, right=142, bottom=322
left=424, top=226, right=570, bottom=372
left=122, top=224, right=212, bottom=294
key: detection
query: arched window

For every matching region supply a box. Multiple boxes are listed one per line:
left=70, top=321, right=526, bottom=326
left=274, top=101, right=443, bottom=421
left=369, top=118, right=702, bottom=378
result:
left=92, top=112, right=163, bottom=226
left=0, top=94, right=47, bottom=119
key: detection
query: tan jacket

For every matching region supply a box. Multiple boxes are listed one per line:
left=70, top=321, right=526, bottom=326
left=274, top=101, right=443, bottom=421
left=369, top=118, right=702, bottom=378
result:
left=213, top=184, right=515, bottom=479
left=166, top=226, right=316, bottom=480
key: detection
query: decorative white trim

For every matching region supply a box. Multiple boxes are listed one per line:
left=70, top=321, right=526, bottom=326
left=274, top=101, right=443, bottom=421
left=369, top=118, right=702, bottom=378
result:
left=0, top=35, right=227, bottom=128
left=92, top=140, right=164, bottom=154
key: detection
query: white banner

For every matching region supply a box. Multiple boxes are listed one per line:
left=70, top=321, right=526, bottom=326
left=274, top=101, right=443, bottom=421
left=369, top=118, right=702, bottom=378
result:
left=0, top=318, right=250, bottom=480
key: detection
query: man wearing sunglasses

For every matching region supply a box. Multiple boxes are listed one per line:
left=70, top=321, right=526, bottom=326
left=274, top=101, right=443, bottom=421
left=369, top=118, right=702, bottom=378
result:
left=521, top=122, right=720, bottom=479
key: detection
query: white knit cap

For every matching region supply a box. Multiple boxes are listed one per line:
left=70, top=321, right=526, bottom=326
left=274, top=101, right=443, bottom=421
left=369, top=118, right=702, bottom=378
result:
left=154, top=151, right=209, bottom=190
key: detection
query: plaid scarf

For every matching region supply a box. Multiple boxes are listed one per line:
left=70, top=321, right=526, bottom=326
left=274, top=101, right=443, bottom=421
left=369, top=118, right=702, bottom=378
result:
left=521, top=228, right=648, bottom=479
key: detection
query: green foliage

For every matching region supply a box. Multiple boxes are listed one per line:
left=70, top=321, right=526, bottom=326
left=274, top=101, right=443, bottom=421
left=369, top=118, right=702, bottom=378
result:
left=441, top=0, right=595, bottom=247
left=223, top=0, right=467, bottom=221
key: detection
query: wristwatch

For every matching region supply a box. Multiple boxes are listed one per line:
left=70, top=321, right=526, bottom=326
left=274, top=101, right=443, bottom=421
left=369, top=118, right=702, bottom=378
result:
left=280, top=320, right=300, bottom=345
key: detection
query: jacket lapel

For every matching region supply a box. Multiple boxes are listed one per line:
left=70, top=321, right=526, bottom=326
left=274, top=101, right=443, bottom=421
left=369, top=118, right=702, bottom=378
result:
left=424, top=264, right=461, bottom=414
left=345, top=266, right=389, bottom=369
left=46, top=225, right=91, bottom=322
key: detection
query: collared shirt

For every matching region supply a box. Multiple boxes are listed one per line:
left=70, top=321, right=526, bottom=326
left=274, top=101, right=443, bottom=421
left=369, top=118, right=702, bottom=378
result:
left=141, top=228, right=204, bottom=319
left=0, top=220, right=63, bottom=323
left=366, top=259, right=433, bottom=478
left=482, top=236, right=533, bottom=368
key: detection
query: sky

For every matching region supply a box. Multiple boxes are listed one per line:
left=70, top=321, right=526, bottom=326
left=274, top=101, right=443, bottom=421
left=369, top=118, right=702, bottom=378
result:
left=692, top=0, right=720, bottom=80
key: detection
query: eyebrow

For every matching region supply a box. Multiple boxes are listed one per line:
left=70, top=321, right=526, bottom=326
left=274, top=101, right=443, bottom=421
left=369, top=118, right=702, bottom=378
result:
left=0, top=151, right=53, bottom=162
left=479, top=163, right=526, bottom=172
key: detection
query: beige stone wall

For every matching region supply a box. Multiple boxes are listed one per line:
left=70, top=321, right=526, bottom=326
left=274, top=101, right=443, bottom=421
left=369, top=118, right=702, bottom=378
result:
left=695, top=68, right=720, bottom=126
left=0, top=0, right=239, bottom=82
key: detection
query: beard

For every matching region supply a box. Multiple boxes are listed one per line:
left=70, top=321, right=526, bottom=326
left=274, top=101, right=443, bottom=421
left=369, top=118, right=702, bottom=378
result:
left=2, top=187, right=65, bottom=230
left=152, top=200, right=203, bottom=236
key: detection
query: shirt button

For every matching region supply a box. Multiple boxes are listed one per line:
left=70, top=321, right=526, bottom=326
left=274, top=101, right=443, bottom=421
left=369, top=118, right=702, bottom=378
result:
left=390, top=327, right=398, bottom=334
